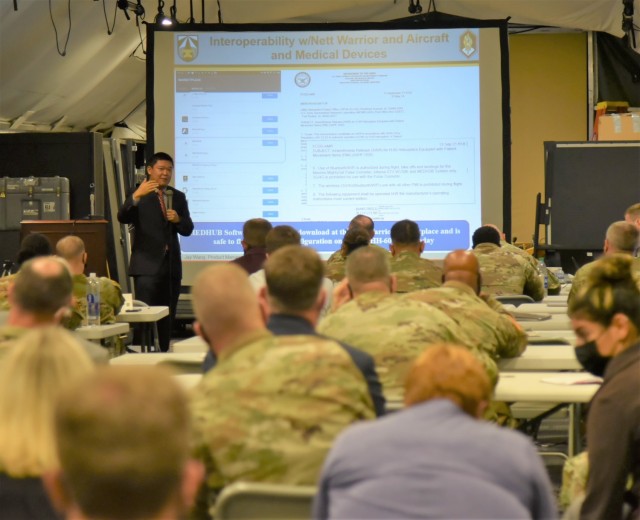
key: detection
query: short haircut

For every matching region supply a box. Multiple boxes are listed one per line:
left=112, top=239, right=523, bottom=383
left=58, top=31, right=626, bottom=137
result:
left=16, top=233, right=53, bottom=266
left=568, top=254, right=640, bottom=331
left=242, top=218, right=273, bottom=248
left=342, top=227, right=370, bottom=255
left=13, top=256, right=73, bottom=316
left=265, top=245, right=324, bottom=312
left=265, top=225, right=301, bottom=254
left=404, top=343, right=491, bottom=416
left=391, top=219, right=421, bottom=245
left=0, top=327, right=94, bottom=476
left=606, top=221, right=639, bottom=253
left=625, top=202, right=640, bottom=220
left=349, top=214, right=374, bottom=235
left=192, top=263, right=261, bottom=336
left=472, top=226, right=501, bottom=248
left=146, top=152, right=174, bottom=168
left=54, top=366, right=191, bottom=519
left=346, top=246, right=390, bottom=287
left=55, top=235, right=85, bottom=260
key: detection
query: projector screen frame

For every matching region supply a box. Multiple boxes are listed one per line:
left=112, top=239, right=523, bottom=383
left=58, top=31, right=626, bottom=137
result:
left=147, top=17, right=511, bottom=284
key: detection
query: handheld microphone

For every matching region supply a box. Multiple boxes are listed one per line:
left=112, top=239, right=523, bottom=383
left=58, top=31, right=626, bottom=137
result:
left=166, top=188, right=173, bottom=211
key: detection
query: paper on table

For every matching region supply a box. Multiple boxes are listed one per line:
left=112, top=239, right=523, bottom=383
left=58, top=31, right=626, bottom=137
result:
left=541, top=374, right=603, bottom=386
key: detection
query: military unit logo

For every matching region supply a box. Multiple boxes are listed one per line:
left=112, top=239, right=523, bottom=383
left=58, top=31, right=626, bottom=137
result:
left=178, top=35, right=199, bottom=62
left=460, top=30, right=477, bottom=58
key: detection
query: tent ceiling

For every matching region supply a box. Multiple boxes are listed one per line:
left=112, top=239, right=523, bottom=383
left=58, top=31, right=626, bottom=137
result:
left=0, top=0, right=637, bottom=138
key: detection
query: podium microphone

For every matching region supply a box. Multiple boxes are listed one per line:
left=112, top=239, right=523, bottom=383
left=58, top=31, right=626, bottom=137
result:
left=166, top=188, right=173, bottom=211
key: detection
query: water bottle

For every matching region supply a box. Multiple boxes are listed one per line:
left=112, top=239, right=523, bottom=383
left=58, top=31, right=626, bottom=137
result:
left=538, top=258, right=549, bottom=298
left=87, top=273, right=101, bottom=326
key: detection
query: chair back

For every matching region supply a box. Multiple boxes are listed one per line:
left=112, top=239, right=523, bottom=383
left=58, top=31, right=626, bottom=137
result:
left=215, top=482, right=316, bottom=520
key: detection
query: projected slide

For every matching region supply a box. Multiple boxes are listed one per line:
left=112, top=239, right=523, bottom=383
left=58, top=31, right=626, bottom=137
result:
left=153, top=26, right=505, bottom=261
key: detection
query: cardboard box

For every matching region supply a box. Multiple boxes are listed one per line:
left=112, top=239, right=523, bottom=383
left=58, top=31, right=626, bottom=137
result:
left=597, top=113, right=640, bottom=141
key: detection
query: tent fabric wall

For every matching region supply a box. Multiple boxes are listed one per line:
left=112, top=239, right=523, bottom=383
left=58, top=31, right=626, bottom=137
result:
left=0, top=0, right=638, bottom=135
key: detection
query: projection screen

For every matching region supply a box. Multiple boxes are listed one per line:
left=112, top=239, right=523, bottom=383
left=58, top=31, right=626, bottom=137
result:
left=148, top=20, right=510, bottom=284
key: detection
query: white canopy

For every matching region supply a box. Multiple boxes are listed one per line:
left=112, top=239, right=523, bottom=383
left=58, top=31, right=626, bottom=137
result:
left=0, top=0, right=637, bottom=136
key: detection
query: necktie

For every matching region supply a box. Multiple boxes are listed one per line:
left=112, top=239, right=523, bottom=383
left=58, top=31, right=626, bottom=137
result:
left=157, top=189, right=167, bottom=219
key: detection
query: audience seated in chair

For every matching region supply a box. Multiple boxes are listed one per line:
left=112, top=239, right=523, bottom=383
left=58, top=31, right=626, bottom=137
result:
left=313, top=344, right=558, bottom=520
left=45, top=366, right=204, bottom=520
left=0, top=327, right=95, bottom=520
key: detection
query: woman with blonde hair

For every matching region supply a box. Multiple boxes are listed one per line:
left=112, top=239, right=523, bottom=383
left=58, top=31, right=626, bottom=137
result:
left=0, top=326, right=95, bottom=519
left=568, top=254, right=640, bottom=520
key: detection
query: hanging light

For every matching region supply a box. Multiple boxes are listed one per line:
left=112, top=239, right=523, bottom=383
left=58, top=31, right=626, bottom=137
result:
left=155, top=0, right=173, bottom=25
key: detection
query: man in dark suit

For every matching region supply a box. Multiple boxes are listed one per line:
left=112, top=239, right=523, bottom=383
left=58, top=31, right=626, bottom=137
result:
left=117, top=152, right=194, bottom=351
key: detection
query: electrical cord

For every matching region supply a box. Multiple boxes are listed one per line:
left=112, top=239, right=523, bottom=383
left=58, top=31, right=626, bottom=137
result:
left=102, top=0, right=117, bottom=35
left=49, top=0, right=72, bottom=56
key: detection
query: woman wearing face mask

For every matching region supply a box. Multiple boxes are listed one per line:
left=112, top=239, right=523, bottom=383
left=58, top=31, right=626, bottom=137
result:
left=568, top=253, right=640, bottom=520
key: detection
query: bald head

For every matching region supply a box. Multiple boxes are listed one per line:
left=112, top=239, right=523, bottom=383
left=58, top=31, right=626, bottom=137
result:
left=11, top=256, right=73, bottom=318
left=443, top=250, right=481, bottom=294
left=191, top=264, right=264, bottom=351
left=56, top=236, right=85, bottom=259
left=346, top=246, right=393, bottom=295
left=56, top=236, right=87, bottom=275
left=605, top=220, right=639, bottom=254
left=349, top=214, right=375, bottom=239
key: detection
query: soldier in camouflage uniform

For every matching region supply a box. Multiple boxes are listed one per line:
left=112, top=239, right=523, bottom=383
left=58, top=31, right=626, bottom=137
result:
left=55, top=236, right=124, bottom=331
left=325, top=214, right=390, bottom=282
left=318, top=246, right=471, bottom=396
left=569, top=221, right=640, bottom=305
left=484, top=224, right=561, bottom=295
left=389, top=219, right=442, bottom=292
left=0, top=257, right=107, bottom=364
left=471, top=226, right=544, bottom=301
left=190, top=263, right=374, bottom=517
left=0, top=233, right=54, bottom=310
left=325, top=226, right=371, bottom=283
left=405, top=250, right=527, bottom=385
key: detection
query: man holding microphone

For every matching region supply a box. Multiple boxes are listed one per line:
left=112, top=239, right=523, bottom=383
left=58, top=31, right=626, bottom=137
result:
left=118, top=152, right=194, bottom=351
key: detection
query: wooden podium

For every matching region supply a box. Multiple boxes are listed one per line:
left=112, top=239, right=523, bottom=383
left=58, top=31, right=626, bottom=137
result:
left=21, top=220, right=109, bottom=277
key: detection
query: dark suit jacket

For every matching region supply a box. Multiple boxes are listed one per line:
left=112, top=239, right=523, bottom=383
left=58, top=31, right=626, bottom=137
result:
left=202, top=314, right=386, bottom=416
left=117, top=187, right=194, bottom=278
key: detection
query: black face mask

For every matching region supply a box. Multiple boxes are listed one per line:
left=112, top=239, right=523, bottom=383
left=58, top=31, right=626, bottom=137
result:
left=575, top=340, right=610, bottom=377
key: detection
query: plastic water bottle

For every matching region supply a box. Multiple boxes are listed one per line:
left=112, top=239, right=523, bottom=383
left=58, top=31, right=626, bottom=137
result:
left=87, top=273, right=100, bottom=326
left=538, top=259, right=549, bottom=298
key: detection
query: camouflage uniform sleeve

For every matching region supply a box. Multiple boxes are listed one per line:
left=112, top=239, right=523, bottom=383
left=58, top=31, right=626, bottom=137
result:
left=325, top=260, right=346, bottom=283
left=522, top=259, right=544, bottom=301
left=567, top=267, right=587, bottom=307
left=492, top=313, right=528, bottom=358
left=479, top=293, right=513, bottom=315
left=560, top=451, right=589, bottom=510
left=0, top=275, right=14, bottom=311
left=99, top=278, right=124, bottom=324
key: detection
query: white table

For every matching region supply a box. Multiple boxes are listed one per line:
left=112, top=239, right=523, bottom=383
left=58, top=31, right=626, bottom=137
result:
left=116, top=306, right=169, bottom=352
left=517, top=303, right=568, bottom=315
left=110, top=352, right=205, bottom=373
left=518, top=315, right=572, bottom=331
left=527, top=330, right=575, bottom=345
left=386, top=371, right=598, bottom=456
left=172, top=335, right=208, bottom=353
left=543, top=294, right=569, bottom=303
left=75, top=322, right=130, bottom=342
left=498, top=345, right=581, bottom=371
left=497, top=371, right=600, bottom=456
